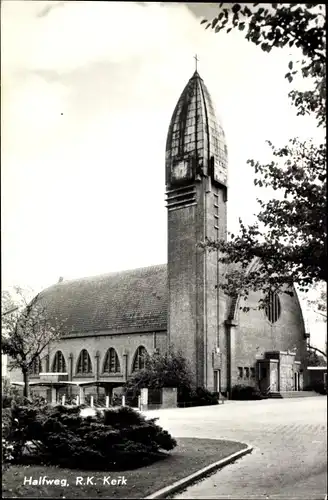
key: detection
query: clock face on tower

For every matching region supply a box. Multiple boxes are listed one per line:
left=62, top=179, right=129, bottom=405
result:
left=171, top=160, right=189, bottom=183
left=213, top=158, right=227, bottom=186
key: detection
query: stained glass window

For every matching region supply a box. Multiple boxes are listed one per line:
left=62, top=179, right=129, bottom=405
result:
left=265, top=291, right=281, bottom=323
left=76, top=349, right=92, bottom=374
left=103, top=348, right=121, bottom=373
left=52, top=351, right=66, bottom=372
left=132, top=346, right=148, bottom=372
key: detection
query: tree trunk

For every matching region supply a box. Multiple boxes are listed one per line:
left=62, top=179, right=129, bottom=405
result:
left=22, top=368, right=30, bottom=398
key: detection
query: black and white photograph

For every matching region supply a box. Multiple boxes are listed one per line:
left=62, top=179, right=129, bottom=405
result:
left=2, top=2, right=326, bottom=499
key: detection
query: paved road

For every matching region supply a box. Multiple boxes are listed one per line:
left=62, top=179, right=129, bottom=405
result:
left=144, top=397, right=327, bottom=499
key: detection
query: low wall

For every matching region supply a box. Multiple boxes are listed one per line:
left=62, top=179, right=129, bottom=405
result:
left=162, top=387, right=177, bottom=408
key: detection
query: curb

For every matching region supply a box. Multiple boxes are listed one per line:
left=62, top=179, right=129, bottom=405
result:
left=144, top=444, right=253, bottom=499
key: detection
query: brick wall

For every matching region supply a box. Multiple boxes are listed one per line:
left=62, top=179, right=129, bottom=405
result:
left=204, top=184, right=227, bottom=391
left=162, top=387, right=178, bottom=408
left=8, top=331, right=166, bottom=387
left=167, top=179, right=227, bottom=390
left=167, top=203, right=198, bottom=380
left=230, top=287, right=307, bottom=388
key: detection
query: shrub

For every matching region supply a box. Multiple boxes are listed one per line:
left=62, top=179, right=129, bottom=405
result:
left=124, top=347, right=193, bottom=401
left=191, top=387, right=219, bottom=406
left=2, top=380, right=21, bottom=408
left=304, top=382, right=327, bottom=395
left=2, top=436, right=14, bottom=472
left=178, top=387, right=219, bottom=407
left=103, top=405, right=144, bottom=427
left=231, top=384, right=264, bottom=400
left=2, top=411, right=15, bottom=468
left=4, top=403, right=177, bottom=470
left=2, top=392, right=48, bottom=409
left=2, top=394, right=28, bottom=409
left=177, top=386, right=193, bottom=403
left=112, top=394, right=123, bottom=406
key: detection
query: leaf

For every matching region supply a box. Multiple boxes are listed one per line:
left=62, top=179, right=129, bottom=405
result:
left=288, top=61, right=293, bottom=70
left=232, top=4, right=241, bottom=14
left=285, top=72, right=293, bottom=83
left=239, top=22, right=245, bottom=31
left=212, top=17, right=219, bottom=29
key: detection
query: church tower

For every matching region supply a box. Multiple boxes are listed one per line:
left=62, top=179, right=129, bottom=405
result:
left=166, top=67, right=228, bottom=389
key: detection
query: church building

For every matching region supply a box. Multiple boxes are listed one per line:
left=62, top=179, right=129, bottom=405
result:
left=9, top=69, right=308, bottom=399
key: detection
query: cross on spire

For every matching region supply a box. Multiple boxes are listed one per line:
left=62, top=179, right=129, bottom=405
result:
left=194, top=54, right=199, bottom=72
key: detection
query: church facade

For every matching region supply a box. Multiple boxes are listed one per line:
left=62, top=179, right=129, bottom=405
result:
left=9, top=70, right=308, bottom=398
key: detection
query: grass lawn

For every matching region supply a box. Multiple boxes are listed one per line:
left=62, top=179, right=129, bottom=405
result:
left=2, top=437, right=247, bottom=499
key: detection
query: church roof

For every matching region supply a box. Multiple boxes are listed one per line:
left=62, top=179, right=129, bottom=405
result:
left=38, top=265, right=168, bottom=336
left=38, top=262, right=238, bottom=337
left=166, top=70, right=228, bottom=182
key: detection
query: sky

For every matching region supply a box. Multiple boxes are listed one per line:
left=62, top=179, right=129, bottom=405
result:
left=1, top=1, right=326, bottom=350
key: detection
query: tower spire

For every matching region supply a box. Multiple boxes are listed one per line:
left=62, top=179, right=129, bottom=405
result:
left=194, top=54, right=199, bottom=72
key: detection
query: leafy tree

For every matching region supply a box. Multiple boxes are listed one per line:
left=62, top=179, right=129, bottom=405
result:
left=200, top=3, right=326, bottom=305
left=202, top=4, right=325, bottom=126
left=306, top=348, right=326, bottom=365
left=124, top=347, right=193, bottom=399
left=307, top=282, right=327, bottom=321
left=1, top=287, right=66, bottom=398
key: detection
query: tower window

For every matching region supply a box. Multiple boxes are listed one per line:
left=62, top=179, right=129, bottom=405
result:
left=244, top=367, right=250, bottom=379
left=103, top=348, right=121, bottom=374
left=52, top=351, right=66, bottom=373
left=237, top=367, right=243, bottom=379
left=250, top=367, right=255, bottom=379
left=265, top=291, right=281, bottom=323
left=76, top=349, right=92, bottom=375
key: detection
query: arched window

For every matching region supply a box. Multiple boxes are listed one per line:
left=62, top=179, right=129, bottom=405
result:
left=52, top=351, right=66, bottom=373
left=132, top=346, right=148, bottom=372
left=29, top=357, right=42, bottom=375
left=76, top=349, right=92, bottom=375
left=103, top=348, right=121, bottom=373
left=265, top=290, right=281, bottom=324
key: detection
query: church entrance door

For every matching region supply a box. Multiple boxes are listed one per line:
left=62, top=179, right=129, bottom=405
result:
left=258, top=361, right=269, bottom=394
left=270, top=364, right=279, bottom=392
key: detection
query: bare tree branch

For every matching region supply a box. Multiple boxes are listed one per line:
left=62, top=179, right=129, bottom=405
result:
left=1, top=287, right=67, bottom=397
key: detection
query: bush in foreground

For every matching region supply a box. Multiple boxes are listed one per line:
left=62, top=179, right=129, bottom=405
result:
left=3, top=403, right=177, bottom=470
left=231, top=384, right=264, bottom=400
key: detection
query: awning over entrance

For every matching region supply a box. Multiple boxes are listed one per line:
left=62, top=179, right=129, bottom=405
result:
left=11, top=377, right=123, bottom=405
